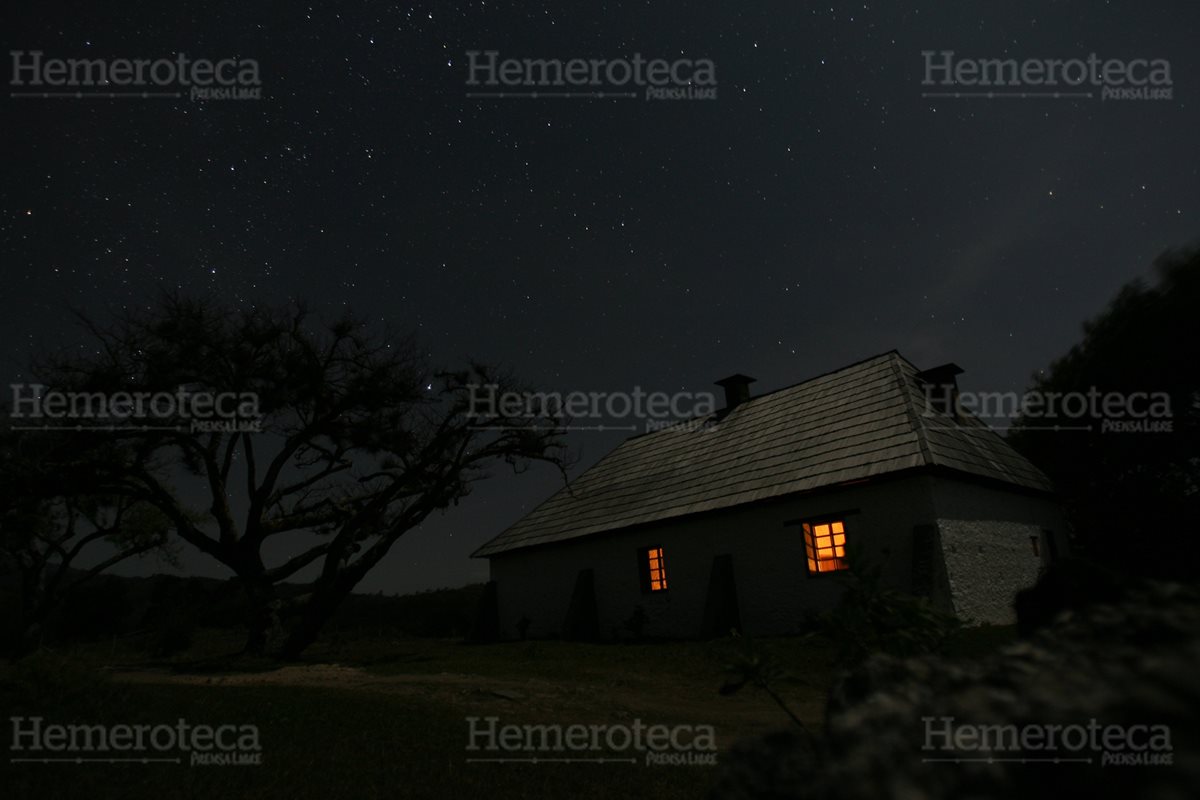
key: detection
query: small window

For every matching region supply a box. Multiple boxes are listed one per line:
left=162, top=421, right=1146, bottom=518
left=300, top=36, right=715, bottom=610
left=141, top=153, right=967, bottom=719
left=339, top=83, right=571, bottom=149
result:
left=1042, top=530, right=1059, bottom=563
left=638, top=546, right=669, bottom=592
left=1030, top=535, right=1040, bottom=558
left=803, top=520, right=849, bottom=574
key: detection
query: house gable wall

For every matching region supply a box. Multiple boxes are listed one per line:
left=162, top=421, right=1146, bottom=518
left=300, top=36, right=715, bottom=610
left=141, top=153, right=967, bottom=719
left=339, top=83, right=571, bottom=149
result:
left=928, top=476, right=1068, bottom=624
left=487, top=473, right=944, bottom=640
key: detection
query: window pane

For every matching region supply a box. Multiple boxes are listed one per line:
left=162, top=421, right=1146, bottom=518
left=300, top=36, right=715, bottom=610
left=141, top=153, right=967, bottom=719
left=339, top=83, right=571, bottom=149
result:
left=645, top=547, right=667, bottom=591
left=803, top=519, right=849, bottom=575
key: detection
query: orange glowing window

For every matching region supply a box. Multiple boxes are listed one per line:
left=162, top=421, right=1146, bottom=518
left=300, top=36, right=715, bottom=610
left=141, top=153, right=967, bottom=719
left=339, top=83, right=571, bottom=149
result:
left=803, top=520, right=849, bottom=574
left=640, top=546, right=669, bottom=592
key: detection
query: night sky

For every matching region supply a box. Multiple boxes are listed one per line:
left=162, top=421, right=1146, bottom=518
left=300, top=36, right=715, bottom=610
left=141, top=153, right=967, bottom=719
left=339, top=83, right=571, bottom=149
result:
left=4, top=2, right=1197, bottom=593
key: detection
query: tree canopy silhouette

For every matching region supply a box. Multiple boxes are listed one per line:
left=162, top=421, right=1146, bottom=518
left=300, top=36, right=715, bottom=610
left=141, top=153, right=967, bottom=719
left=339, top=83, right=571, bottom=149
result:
left=24, top=295, right=571, bottom=657
left=1010, top=245, right=1200, bottom=579
left=0, top=430, right=174, bottom=654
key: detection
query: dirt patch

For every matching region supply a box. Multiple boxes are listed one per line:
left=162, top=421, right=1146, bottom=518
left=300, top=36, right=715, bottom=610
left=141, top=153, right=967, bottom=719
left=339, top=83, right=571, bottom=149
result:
left=112, top=664, right=817, bottom=748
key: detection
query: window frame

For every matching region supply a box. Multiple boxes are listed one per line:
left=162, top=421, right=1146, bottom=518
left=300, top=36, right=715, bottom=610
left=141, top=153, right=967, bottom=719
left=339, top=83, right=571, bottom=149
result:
left=798, top=515, right=851, bottom=577
left=637, top=545, right=670, bottom=593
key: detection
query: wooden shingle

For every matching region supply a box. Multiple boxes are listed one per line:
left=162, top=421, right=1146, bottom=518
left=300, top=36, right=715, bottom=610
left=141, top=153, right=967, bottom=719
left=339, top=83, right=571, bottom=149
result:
left=474, top=351, right=1052, bottom=557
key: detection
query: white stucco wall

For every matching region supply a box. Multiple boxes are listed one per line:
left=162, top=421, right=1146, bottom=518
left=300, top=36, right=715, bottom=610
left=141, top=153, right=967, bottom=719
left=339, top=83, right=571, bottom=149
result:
left=486, top=473, right=942, bottom=640
left=936, top=519, right=1043, bottom=624
left=485, top=472, right=1067, bottom=638
left=929, top=477, right=1068, bottom=624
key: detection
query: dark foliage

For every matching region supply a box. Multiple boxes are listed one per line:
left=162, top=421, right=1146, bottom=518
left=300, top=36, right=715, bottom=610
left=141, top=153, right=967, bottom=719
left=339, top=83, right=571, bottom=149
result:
left=816, top=564, right=960, bottom=667
left=1009, top=246, right=1200, bottom=579
left=714, top=578, right=1200, bottom=800
left=1013, top=558, right=1129, bottom=636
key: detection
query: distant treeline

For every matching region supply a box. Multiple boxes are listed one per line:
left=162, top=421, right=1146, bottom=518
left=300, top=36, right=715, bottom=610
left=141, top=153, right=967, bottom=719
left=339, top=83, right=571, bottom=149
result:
left=0, top=571, right=484, bottom=651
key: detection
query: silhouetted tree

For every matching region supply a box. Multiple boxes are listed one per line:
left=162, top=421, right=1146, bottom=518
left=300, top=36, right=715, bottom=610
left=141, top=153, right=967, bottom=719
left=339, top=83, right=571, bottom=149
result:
left=0, top=431, right=174, bottom=653
left=26, top=295, right=570, bottom=657
left=1010, top=246, right=1200, bottom=578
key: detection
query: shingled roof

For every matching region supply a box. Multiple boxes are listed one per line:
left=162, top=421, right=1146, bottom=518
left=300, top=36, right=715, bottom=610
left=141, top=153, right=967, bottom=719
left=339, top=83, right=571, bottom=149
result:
left=473, top=351, right=1052, bottom=557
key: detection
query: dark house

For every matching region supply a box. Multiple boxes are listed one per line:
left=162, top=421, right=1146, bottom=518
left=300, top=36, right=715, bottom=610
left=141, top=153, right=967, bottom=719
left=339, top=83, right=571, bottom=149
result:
left=472, top=351, right=1065, bottom=640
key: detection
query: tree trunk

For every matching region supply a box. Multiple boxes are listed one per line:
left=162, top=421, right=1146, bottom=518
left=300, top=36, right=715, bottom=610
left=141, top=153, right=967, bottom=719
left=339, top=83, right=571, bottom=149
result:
left=242, top=580, right=279, bottom=655
left=10, top=576, right=50, bottom=657
left=277, top=584, right=349, bottom=660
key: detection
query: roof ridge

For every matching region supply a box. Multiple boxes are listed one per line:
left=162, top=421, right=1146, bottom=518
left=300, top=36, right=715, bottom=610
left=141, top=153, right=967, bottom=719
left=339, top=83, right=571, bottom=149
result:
left=889, top=354, right=934, bottom=467
left=622, top=349, right=903, bottom=444
left=473, top=350, right=1056, bottom=559
left=736, top=349, right=902, bottom=407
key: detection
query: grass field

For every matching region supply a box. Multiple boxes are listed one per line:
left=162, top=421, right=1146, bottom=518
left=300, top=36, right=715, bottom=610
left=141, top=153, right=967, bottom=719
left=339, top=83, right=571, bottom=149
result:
left=0, top=627, right=1014, bottom=799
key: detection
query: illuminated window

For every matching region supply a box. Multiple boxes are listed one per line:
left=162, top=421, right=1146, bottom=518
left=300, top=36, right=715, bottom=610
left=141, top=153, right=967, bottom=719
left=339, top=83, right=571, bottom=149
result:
left=639, top=546, right=669, bottom=592
left=803, top=520, right=849, bottom=574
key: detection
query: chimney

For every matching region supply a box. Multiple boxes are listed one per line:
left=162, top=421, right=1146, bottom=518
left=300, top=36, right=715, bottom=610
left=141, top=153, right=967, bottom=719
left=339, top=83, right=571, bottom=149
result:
left=916, top=363, right=964, bottom=417
left=715, top=374, right=757, bottom=412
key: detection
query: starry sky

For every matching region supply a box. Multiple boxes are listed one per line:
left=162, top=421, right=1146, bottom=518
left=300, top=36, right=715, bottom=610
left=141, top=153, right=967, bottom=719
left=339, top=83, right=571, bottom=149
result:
left=3, top=1, right=1197, bottom=593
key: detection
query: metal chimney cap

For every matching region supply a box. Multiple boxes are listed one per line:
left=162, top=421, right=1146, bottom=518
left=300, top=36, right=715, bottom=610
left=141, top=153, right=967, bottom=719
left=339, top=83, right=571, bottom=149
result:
left=915, top=363, right=964, bottom=383
left=714, top=373, right=757, bottom=388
